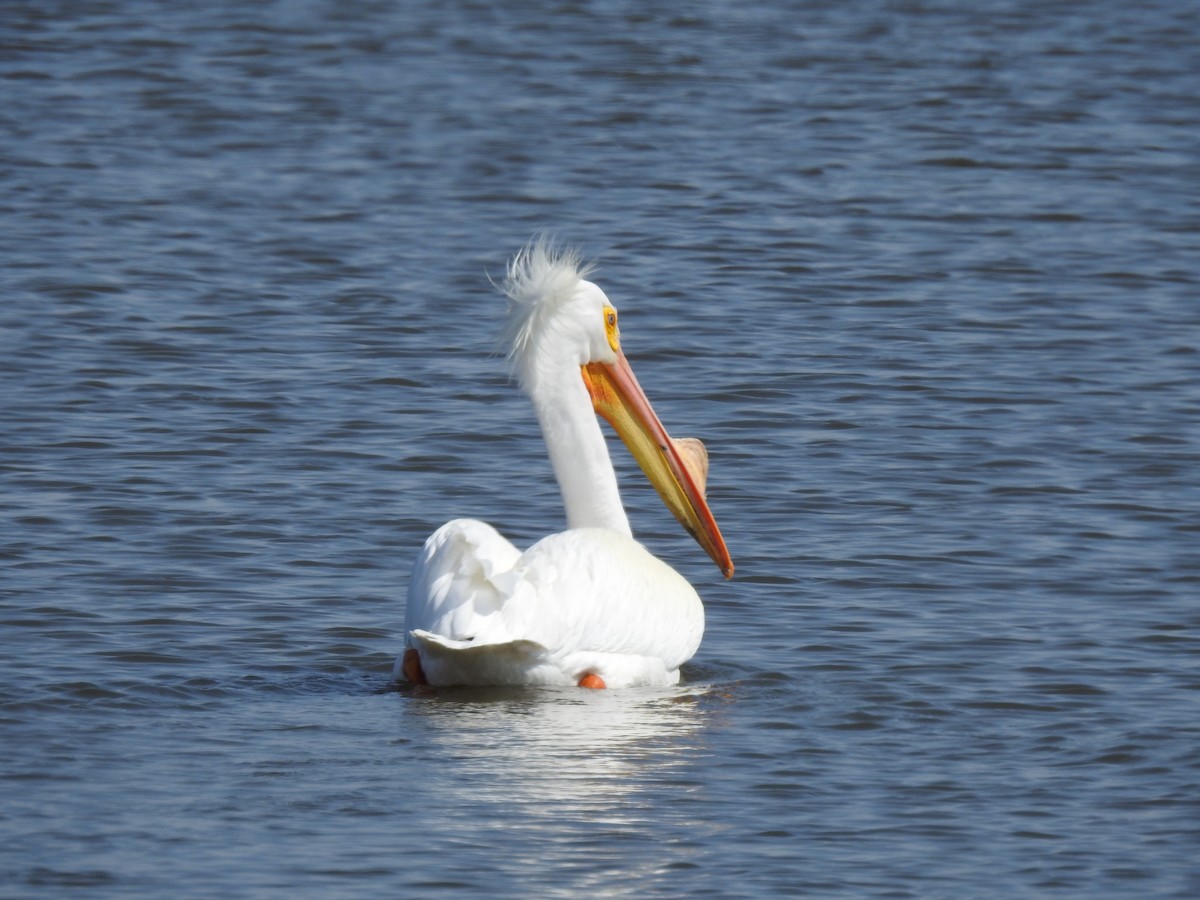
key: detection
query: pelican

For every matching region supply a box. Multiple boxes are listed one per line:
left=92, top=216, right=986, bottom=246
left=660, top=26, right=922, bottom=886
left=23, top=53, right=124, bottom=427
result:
left=397, top=238, right=733, bottom=689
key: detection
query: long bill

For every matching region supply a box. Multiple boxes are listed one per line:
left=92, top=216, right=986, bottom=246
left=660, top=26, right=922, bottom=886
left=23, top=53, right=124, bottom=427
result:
left=582, top=352, right=734, bottom=578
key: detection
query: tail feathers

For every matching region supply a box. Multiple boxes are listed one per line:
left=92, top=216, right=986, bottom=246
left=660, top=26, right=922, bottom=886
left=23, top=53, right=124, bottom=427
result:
left=410, top=628, right=536, bottom=652
left=406, top=629, right=561, bottom=686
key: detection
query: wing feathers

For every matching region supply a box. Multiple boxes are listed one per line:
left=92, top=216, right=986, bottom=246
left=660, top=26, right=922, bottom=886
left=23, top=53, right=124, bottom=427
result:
left=402, top=521, right=704, bottom=687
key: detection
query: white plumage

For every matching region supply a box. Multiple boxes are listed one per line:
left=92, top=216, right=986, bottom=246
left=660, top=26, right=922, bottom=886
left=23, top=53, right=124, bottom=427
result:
left=397, top=238, right=731, bottom=689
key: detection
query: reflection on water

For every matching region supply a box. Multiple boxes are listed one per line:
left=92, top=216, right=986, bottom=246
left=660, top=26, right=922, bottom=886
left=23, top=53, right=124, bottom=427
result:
left=403, top=684, right=708, bottom=796
left=395, top=685, right=724, bottom=889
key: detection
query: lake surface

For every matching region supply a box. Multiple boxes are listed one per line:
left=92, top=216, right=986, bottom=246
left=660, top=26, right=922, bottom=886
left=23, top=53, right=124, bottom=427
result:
left=3, top=0, right=1198, bottom=896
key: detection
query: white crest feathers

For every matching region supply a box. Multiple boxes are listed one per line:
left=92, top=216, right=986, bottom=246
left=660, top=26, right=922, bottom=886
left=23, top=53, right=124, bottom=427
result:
left=500, top=235, right=596, bottom=389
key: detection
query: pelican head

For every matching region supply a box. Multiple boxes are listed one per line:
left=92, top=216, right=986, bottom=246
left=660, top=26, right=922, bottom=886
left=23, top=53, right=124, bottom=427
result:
left=500, top=237, right=733, bottom=578
left=502, top=239, right=613, bottom=391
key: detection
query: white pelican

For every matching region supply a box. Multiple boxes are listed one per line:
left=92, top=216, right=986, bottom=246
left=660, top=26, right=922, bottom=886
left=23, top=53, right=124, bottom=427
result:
left=397, top=238, right=733, bottom=689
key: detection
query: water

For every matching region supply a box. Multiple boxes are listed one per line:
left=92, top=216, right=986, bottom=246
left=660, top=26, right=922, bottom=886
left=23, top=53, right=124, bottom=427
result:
left=3, top=0, right=1198, bottom=895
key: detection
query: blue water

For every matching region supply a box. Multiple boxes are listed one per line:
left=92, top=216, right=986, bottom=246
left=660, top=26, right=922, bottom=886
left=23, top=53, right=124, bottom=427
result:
left=3, top=1, right=1198, bottom=896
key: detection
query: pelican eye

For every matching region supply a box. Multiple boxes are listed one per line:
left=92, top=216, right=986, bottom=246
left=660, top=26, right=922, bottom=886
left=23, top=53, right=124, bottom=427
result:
left=602, top=305, right=620, bottom=352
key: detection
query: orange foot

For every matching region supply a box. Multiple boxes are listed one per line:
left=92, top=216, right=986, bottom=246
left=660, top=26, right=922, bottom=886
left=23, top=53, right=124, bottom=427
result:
left=402, top=648, right=428, bottom=685
left=577, top=673, right=606, bottom=689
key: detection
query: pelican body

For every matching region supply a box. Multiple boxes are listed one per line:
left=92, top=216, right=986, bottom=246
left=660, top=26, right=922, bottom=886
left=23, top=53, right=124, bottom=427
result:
left=398, top=239, right=732, bottom=689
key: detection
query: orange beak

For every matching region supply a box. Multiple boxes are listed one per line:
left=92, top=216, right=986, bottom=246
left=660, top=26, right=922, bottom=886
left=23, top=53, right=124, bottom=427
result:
left=582, top=351, right=734, bottom=578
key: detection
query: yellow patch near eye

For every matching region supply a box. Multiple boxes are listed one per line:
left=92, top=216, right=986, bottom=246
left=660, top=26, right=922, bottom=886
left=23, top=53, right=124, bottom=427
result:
left=602, top=305, right=621, bottom=353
